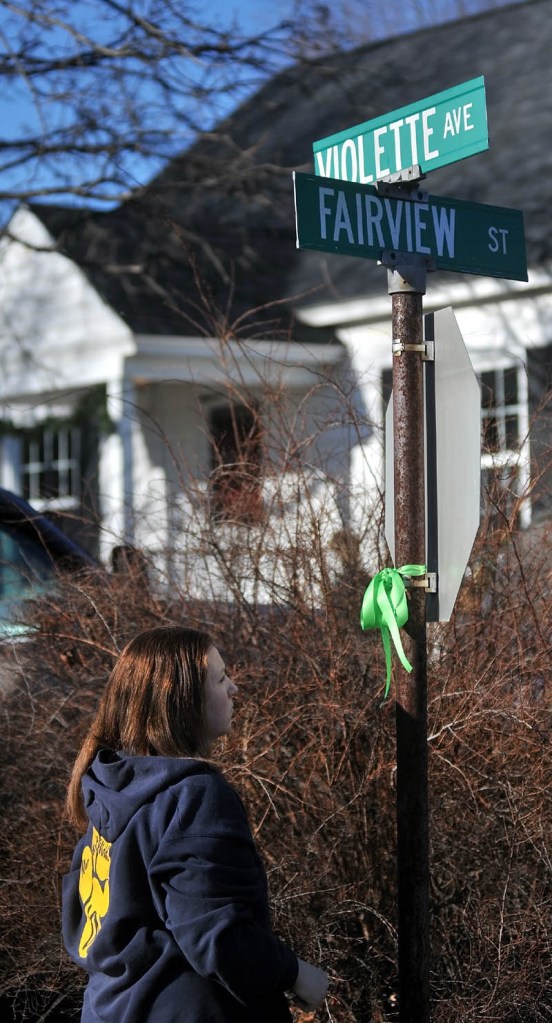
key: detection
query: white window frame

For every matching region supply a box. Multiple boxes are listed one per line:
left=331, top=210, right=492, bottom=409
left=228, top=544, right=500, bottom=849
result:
left=3, top=424, right=82, bottom=512
left=479, top=363, right=531, bottom=528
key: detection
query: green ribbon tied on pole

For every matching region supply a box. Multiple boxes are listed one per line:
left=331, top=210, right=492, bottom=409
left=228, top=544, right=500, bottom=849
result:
left=360, top=564, right=426, bottom=699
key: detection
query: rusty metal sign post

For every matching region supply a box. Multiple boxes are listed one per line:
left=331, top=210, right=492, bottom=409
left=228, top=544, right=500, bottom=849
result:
left=385, top=240, right=431, bottom=1023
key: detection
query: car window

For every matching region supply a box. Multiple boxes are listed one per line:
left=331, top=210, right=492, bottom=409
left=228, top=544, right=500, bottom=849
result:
left=0, top=528, right=56, bottom=627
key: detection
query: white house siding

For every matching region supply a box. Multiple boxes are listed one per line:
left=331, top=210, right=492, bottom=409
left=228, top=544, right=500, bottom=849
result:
left=0, top=208, right=134, bottom=400
left=297, top=263, right=552, bottom=543
left=0, top=214, right=349, bottom=587
left=1, top=207, right=550, bottom=604
left=0, top=209, right=136, bottom=548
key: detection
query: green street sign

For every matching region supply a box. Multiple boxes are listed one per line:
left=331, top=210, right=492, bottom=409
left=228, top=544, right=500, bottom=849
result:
left=293, top=172, right=528, bottom=282
left=313, top=77, right=488, bottom=183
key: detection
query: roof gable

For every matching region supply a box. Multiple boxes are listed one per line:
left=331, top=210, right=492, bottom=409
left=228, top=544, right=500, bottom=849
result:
left=0, top=207, right=133, bottom=396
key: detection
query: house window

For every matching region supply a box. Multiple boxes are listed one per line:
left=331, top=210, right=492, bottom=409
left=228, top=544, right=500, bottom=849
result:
left=480, top=367, right=520, bottom=454
left=209, top=403, right=263, bottom=523
left=527, top=342, right=552, bottom=520
left=381, top=363, right=530, bottom=526
left=21, top=424, right=81, bottom=511
left=479, top=366, right=530, bottom=526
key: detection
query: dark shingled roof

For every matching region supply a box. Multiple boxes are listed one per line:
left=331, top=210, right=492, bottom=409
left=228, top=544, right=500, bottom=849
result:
left=31, top=0, right=551, bottom=339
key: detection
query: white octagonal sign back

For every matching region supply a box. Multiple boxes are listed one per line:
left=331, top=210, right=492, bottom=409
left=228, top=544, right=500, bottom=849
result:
left=385, top=306, right=481, bottom=621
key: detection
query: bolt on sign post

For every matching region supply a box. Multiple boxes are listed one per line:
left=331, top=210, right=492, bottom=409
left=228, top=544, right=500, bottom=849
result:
left=294, top=76, right=528, bottom=1023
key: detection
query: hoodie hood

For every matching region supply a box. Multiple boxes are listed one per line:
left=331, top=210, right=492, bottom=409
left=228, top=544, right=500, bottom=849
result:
left=82, top=750, right=213, bottom=842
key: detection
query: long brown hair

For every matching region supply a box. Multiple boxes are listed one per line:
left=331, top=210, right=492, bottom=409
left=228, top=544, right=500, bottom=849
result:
left=65, top=626, right=213, bottom=829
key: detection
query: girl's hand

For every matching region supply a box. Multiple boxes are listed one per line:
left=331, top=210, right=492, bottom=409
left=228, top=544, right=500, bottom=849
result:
left=292, top=958, right=329, bottom=1011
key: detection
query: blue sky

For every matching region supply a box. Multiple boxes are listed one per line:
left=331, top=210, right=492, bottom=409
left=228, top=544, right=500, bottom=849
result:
left=0, top=0, right=518, bottom=209
left=230, top=0, right=294, bottom=30
left=0, top=0, right=495, bottom=142
left=0, top=0, right=299, bottom=207
left=0, top=1, right=291, bottom=136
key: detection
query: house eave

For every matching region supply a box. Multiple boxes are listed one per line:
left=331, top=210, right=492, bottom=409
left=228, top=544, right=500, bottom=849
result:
left=295, top=262, right=552, bottom=331
left=128, top=334, right=344, bottom=388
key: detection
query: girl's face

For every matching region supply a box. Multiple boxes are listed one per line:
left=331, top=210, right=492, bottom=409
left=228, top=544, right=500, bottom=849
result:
left=203, top=646, right=238, bottom=747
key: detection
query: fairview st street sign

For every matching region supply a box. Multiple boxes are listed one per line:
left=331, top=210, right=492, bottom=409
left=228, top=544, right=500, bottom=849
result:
left=313, top=77, right=488, bottom=183
left=293, top=171, right=528, bottom=281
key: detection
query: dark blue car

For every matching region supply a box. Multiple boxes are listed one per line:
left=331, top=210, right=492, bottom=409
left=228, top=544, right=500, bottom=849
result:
left=0, top=487, right=97, bottom=636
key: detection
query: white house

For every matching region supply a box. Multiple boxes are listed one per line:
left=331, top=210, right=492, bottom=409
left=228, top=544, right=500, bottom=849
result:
left=0, top=0, right=550, bottom=604
left=0, top=204, right=355, bottom=603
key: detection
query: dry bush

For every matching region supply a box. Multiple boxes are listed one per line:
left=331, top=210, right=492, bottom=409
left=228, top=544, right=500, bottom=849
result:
left=0, top=570, right=170, bottom=1019
left=426, top=507, right=551, bottom=1023
left=0, top=435, right=550, bottom=1022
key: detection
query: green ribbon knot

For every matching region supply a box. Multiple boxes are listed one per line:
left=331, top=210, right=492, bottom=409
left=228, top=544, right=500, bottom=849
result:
left=360, top=564, right=426, bottom=699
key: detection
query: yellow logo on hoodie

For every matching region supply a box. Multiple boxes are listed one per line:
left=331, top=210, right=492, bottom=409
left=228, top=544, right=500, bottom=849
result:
left=78, top=826, right=112, bottom=958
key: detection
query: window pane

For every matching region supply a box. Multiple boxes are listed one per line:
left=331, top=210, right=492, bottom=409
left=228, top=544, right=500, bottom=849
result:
left=505, top=413, right=519, bottom=451
left=504, top=366, right=518, bottom=406
left=482, top=414, right=499, bottom=453
left=479, top=366, right=520, bottom=454
left=19, top=424, right=81, bottom=507
left=480, top=371, right=496, bottom=410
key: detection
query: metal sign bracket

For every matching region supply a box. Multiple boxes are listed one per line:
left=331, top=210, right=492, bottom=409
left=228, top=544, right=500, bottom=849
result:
left=392, top=337, right=435, bottom=361
left=381, top=250, right=435, bottom=295
left=376, top=165, right=428, bottom=202
left=405, top=572, right=438, bottom=593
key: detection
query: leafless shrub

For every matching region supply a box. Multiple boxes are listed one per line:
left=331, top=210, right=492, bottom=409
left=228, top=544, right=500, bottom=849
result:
left=0, top=409, right=550, bottom=1023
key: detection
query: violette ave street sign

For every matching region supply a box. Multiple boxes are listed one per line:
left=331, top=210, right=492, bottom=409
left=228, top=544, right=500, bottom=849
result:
left=293, top=171, right=528, bottom=282
left=312, top=77, right=489, bottom=183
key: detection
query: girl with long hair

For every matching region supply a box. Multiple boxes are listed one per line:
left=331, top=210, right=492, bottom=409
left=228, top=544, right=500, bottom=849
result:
left=63, top=626, right=328, bottom=1022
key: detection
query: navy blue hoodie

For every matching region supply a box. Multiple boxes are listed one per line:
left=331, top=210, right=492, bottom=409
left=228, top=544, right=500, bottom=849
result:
left=62, top=751, right=298, bottom=1022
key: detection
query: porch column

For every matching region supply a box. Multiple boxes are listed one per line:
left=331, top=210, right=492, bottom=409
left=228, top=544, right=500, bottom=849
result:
left=98, top=377, right=137, bottom=563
